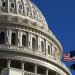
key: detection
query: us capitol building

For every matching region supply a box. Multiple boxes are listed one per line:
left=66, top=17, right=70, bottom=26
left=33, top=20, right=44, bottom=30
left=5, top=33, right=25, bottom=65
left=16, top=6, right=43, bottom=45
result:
left=0, top=0, right=71, bottom=75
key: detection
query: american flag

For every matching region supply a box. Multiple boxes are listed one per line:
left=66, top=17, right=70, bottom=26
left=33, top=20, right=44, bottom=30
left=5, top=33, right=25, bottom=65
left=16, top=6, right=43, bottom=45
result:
left=64, top=53, right=75, bottom=61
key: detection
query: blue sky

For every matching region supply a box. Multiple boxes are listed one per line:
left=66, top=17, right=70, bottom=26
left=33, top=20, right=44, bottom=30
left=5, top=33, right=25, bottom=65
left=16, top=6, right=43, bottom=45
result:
left=32, top=0, right=75, bottom=75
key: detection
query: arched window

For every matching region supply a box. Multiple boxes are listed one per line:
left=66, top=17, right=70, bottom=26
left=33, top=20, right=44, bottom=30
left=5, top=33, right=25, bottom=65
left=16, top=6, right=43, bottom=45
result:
left=22, top=35, right=26, bottom=47
left=41, top=41, right=44, bottom=52
left=11, top=3, right=15, bottom=8
left=2, top=1, right=6, bottom=7
left=11, top=33, right=16, bottom=45
left=32, top=37, right=36, bottom=49
left=48, top=45, right=50, bottom=55
left=0, top=32, right=5, bottom=44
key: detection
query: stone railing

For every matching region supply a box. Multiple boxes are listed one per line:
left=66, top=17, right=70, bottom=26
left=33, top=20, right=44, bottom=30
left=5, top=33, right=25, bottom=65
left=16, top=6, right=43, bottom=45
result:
left=1, top=68, right=44, bottom=75
left=0, top=44, right=32, bottom=52
left=24, top=71, right=44, bottom=75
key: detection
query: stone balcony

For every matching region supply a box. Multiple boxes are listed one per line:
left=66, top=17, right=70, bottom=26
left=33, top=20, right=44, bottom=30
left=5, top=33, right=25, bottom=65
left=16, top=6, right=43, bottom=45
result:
left=24, top=71, right=44, bottom=75
left=1, top=68, right=45, bottom=75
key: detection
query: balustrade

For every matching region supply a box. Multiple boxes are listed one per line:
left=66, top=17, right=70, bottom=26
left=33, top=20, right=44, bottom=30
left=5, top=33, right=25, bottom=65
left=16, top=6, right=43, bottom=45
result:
left=24, top=71, right=44, bottom=75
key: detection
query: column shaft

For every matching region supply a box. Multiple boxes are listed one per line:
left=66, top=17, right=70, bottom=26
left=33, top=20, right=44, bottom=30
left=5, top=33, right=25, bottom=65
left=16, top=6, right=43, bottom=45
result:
left=21, top=62, right=24, bottom=70
left=7, top=60, right=11, bottom=68
left=34, top=64, right=37, bottom=73
left=45, top=69, right=48, bottom=75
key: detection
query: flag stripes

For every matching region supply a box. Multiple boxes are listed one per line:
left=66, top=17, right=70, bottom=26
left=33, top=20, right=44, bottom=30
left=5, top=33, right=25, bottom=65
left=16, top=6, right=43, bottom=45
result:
left=64, top=53, right=75, bottom=61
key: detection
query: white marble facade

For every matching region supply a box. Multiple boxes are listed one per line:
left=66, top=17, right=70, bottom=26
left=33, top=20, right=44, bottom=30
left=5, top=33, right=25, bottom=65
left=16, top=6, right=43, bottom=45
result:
left=0, top=0, right=71, bottom=75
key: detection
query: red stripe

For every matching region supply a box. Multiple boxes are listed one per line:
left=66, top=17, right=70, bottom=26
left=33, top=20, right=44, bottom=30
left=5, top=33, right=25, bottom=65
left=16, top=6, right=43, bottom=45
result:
left=64, top=53, right=75, bottom=61
left=64, top=53, right=72, bottom=61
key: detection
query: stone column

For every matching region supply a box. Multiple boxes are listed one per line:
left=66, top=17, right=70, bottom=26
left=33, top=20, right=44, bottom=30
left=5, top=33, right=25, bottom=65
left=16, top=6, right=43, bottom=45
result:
left=21, top=62, right=24, bottom=70
left=7, top=60, right=11, bottom=68
left=44, top=40, right=46, bottom=56
left=43, top=39, right=46, bottom=54
left=38, top=37, right=40, bottom=51
left=5, top=29, right=10, bottom=45
left=45, top=68, right=48, bottom=75
left=34, top=64, right=37, bottom=73
left=28, top=33, right=31, bottom=48
left=17, top=31, right=21, bottom=46
left=6, top=29, right=12, bottom=45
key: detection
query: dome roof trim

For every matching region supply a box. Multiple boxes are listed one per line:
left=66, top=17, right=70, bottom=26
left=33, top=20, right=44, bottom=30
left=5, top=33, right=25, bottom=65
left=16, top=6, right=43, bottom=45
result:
left=0, top=0, right=49, bottom=30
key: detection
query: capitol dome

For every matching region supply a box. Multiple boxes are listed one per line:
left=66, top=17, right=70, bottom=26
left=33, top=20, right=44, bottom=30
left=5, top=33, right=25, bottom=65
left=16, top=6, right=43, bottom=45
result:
left=0, top=0, right=71, bottom=75
left=0, top=0, right=48, bottom=30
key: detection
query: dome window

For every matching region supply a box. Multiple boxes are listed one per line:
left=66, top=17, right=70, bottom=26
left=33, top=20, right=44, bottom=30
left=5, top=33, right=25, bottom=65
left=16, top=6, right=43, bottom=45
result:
left=0, top=32, right=5, bottom=44
left=32, top=37, right=36, bottom=50
left=41, top=41, right=44, bottom=52
left=48, top=45, right=50, bottom=55
left=22, top=35, right=26, bottom=47
left=2, top=1, right=6, bottom=7
left=11, top=33, right=16, bottom=45
left=11, top=3, right=14, bottom=8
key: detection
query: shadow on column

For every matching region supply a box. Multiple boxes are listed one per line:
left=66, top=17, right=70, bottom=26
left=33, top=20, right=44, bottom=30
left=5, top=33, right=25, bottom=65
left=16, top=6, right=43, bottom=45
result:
left=48, top=70, right=56, bottom=75
left=37, top=65, right=46, bottom=75
left=10, top=60, right=21, bottom=69
left=24, top=62, right=34, bottom=72
left=0, top=59, right=7, bottom=73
